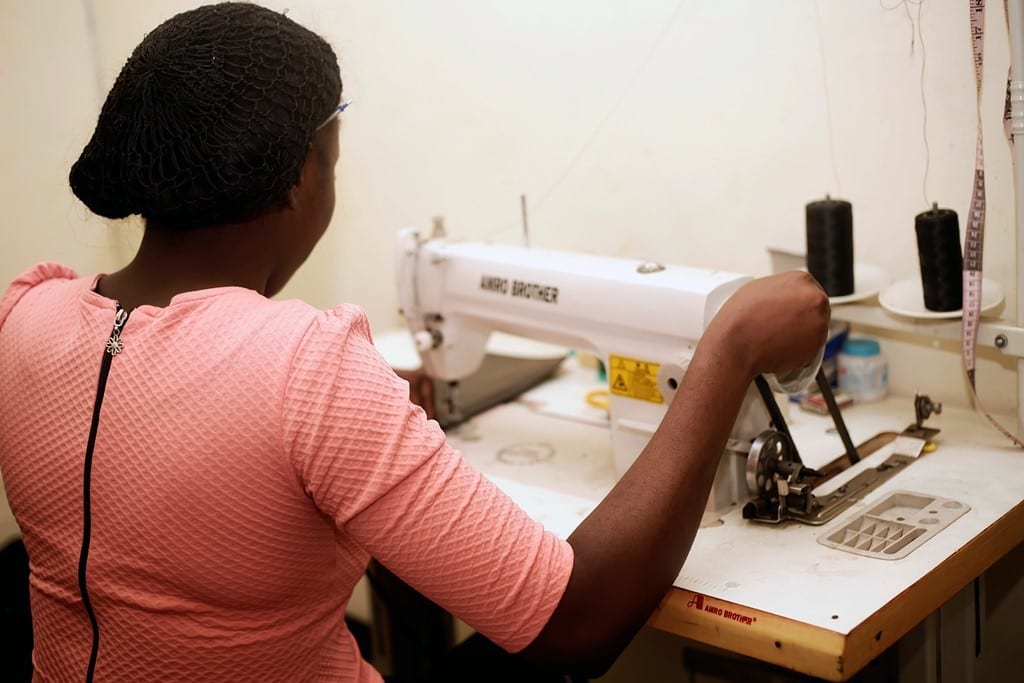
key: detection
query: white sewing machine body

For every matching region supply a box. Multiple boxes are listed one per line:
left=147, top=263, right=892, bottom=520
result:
left=395, top=227, right=779, bottom=519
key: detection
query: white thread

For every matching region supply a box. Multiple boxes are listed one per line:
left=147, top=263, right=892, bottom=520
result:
left=813, top=1, right=842, bottom=196
left=880, top=1, right=931, bottom=207
left=916, top=1, right=931, bottom=208
left=487, top=0, right=688, bottom=241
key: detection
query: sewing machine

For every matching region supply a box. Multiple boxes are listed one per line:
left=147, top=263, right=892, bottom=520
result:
left=395, top=226, right=829, bottom=522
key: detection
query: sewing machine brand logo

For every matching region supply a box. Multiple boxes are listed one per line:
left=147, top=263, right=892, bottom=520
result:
left=479, top=274, right=559, bottom=304
left=686, top=592, right=758, bottom=626
left=479, top=275, right=509, bottom=294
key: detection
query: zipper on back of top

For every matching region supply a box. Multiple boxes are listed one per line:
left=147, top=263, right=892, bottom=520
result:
left=78, top=304, right=130, bottom=682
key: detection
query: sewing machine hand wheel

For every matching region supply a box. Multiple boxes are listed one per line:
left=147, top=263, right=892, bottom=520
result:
left=745, top=429, right=800, bottom=497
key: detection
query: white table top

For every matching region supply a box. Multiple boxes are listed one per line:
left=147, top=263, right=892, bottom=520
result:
left=441, top=355, right=1024, bottom=636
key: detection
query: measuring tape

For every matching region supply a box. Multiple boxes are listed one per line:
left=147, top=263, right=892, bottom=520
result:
left=963, top=0, right=1023, bottom=447
left=963, top=0, right=986, bottom=391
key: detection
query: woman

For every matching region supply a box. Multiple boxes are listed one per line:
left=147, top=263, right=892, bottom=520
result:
left=0, top=3, right=829, bottom=681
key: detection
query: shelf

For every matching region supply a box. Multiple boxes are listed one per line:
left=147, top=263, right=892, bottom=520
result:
left=832, top=304, right=1024, bottom=360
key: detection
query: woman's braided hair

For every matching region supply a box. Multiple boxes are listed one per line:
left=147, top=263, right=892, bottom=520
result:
left=70, top=2, right=342, bottom=230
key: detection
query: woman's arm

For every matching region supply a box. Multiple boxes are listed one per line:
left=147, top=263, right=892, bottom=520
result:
left=394, top=368, right=437, bottom=420
left=520, top=270, right=830, bottom=676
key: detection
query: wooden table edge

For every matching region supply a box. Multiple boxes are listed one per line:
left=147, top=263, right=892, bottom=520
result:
left=648, top=498, right=1024, bottom=681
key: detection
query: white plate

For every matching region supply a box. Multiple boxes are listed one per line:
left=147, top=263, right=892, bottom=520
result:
left=878, top=278, right=1005, bottom=320
left=827, top=263, right=889, bottom=305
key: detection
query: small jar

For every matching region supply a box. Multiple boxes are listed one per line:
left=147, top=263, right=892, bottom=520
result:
left=838, top=338, right=888, bottom=402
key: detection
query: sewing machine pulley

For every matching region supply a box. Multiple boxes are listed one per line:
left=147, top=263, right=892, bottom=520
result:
left=743, top=428, right=822, bottom=522
left=746, top=430, right=803, bottom=497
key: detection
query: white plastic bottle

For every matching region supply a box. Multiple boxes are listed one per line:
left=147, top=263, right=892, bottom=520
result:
left=838, top=338, right=888, bottom=402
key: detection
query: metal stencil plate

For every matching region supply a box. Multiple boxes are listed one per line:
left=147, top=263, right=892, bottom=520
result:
left=817, top=491, right=969, bottom=560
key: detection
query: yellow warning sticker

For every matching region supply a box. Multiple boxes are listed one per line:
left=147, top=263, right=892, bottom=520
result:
left=608, top=355, right=664, bottom=404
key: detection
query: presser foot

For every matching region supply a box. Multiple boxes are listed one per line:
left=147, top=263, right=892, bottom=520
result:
left=902, top=393, right=942, bottom=441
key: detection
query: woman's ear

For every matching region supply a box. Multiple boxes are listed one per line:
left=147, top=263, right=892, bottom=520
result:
left=285, top=151, right=317, bottom=210
left=285, top=185, right=301, bottom=210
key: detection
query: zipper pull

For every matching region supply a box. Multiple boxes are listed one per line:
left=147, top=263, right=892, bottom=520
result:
left=105, top=306, right=129, bottom=356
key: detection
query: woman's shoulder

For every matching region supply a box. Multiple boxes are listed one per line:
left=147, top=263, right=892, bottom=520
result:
left=281, top=300, right=376, bottom=355
left=3, top=262, right=80, bottom=297
left=192, top=294, right=377, bottom=361
left=0, top=262, right=83, bottom=330
left=224, top=294, right=370, bottom=333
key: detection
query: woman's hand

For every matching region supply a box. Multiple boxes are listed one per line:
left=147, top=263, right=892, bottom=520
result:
left=706, top=270, right=830, bottom=381
left=394, top=368, right=437, bottom=421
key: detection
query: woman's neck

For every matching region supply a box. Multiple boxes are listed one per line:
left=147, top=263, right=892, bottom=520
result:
left=96, top=221, right=279, bottom=308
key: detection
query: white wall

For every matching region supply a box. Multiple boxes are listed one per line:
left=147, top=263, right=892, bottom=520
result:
left=2, top=0, right=1018, bottom=421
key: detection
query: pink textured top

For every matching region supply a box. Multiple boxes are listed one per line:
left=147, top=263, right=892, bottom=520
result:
left=0, top=263, right=573, bottom=682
